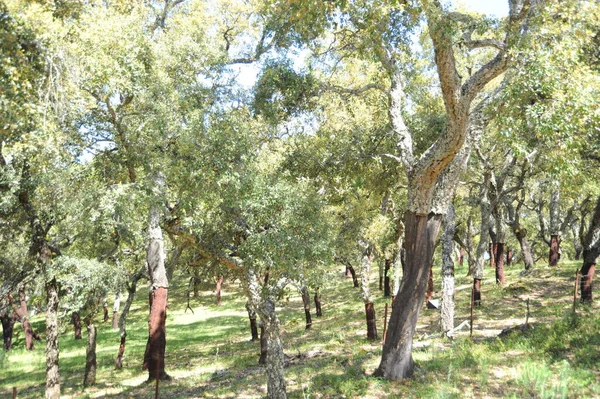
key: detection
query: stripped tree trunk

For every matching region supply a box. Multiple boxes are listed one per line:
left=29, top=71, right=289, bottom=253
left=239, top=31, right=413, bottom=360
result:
left=83, top=318, right=97, bottom=387
left=346, top=262, right=359, bottom=288
left=580, top=196, right=600, bottom=303
left=17, top=287, right=35, bottom=350
left=300, top=285, right=312, bottom=330
left=1, top=302, right=14, bottom=350
left=72, top=312, right=82, bottom=340
left=245, top=301, right=259, bottom=341
left=143, top=172, right=170, bottom=381
left=441, top=204, right=456, bottom=335
left=359, top=239, right=377, bottom=340
left=384, top=258, right=392, bottom=297
left=314, top=288, right=322, bottom=317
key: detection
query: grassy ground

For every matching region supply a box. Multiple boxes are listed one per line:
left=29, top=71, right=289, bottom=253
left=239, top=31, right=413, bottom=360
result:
left=1, top=259, right=599, bottom=398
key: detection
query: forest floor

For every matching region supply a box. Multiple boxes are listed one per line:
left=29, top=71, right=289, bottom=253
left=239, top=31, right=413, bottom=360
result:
left=1, top=259, right=599, bottom=398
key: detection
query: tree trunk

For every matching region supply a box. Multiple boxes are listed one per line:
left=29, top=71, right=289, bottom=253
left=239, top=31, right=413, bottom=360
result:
left=116, top=270, right=141, bottom=369
left=374, top=212, right=442, bottom=380
left=378, top=261, right=384, bottom=291
left=359, top=239, right=377, bottom=340
left=426, top=266, right=434, bottom=303
left=72, top=312, right=82, bottom=340
left=512, top=225, right=535, bottom=270
left=548, top=188, right=560, bottom=266
left=83, top=319, right=96, bottom=387
left=314, top=288, right=322, bottom=317
left=495, top=242, right=505, bottom=286
left=1, top=305, right=14, bottom=350
left=216, top=276, right=224, bottom=307
left=441, top=205, right=456, bottom=335
left=143, top=173, right=170, bottom=381
left=260, top=301, right=287, bottom=399
left=579, top=196, right=600, bottom=303
left=506, top=247, right=513, bottom=266
left=458, top=247, right=465, bottom=266
left=259, top=325, right=267, bottom=364
left=245, top=301, right=259, bottom=341
left=473, top=278, right=482, bottom=306
left=384, top=259, right=392, bottom=297
left=300, top=286, right=312, bottom=330
left=346, top=263, right=359, bottom=287
left=549, top=234, right=560, bottom=266
left=490, top=242, right=497, bottom=268
left=112, top=291, right=120, bottom=330
left=45, top=278, right=60, bottom=399
left=345, top=265, right=351, bottom=277
left=103, top=300, right=109, bottom=322
left=17, top=287, right=35, bottom=350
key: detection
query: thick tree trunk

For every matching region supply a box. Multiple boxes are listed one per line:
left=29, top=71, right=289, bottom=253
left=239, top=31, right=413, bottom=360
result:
left=261, top=302, right=287, bottom=399
left=1, top=305, right=14, bottom=350
left=314, top=288, right=322, bottom=317
left=259, top=325, right=267, bottom=364
left=473, top=278, right=482, bottom=306
left=441, top=205, right=456, bottom=335
left=490, top=242, right=497, bottom=269
left=45, top=278, right=60, bottom=399
left=300, top=286, right=312, bottom=330
left=384, top=259, right=392, bottom=297
left=495, top=242, right=505, bottom=286
left=512, top=225, right=535, bottom=270
left=83, top=319, right=96, bottom=387
left=143, top=174, right=170, bottom=381
left=579, top=196, right=600, bottom=302
left=216, top=276, right=224, bottom=307
left=549, top=234, right=560, bottom=266
left=72, top=312, right=82, bottom=340
left=246, top=301, right=259, bottom=341
left=580, top=260, right=596, bottom=303
left=116, top=271, right=141, bottom=369
left=365, top=302, right=377, bottom=340
left=374, top=212, right=442, bottom=380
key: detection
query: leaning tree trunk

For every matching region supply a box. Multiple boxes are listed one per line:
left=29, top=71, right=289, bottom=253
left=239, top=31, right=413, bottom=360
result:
left=299, top=285, right=312, bottom=330
left=346, top=262, right=359, bottom=288
left=112, top=291, right=120, bottom=330
left=549, top=188, right=560, bottom=266
left=314, top=288, right=322, bottom=317
left=116, top=270, right=142, bottom=369
left=359, top=239, right=377, bottom=340
left=245, top=301, right=259, bottom=341
left=143, top=173, right=170, bottom=381
left=83, top=318, right=97, bottom=387
left=45, top=278, right=60, bottom=399
left=374, top=212, right=442, bottom=379
left=580, top=196, right=600, bottom=303
left=72, top=312, right=82, bottom=340
left=513, top=225, right=535, bottom=270
left=441, top=204, right=456, bottom=335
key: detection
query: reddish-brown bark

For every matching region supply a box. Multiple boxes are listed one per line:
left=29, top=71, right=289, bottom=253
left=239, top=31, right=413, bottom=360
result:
left=473, top=278, right=482, bottom=306
left=1, top=311, right=14, bottom=350
left=365, top=302, right=378, bottom=340
left=72, top=312, right=82, bottom=340
left=549, top=234, right=560, bottom=266
left=580, top=261, right=596, bottom=303
left=506, top=247, right=513, bottom=266
left=495, top=242, right=505, bottom=286
left=143, top=287, right=170, bottom=381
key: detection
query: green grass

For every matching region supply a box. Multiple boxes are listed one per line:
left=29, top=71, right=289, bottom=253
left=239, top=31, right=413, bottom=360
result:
left=1, top=259, right=599, bottom=398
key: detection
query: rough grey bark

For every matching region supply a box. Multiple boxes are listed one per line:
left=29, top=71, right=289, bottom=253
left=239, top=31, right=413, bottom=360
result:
left=441, top=204, right=456, bottom=335
left=243, top=267, right=287, bottom=399
left=83, top=320, right=97, bottom=387
left=299, top=284, right=312, bottom=329
left=45, top=278, right=60, bottom=399
left=359, top=238, right=377, bottom=340
left=112, top=291, right=120, bottom=330
left=465, top=216, right=476, bottom=276
left=116, top=267, right=143, bottom=369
